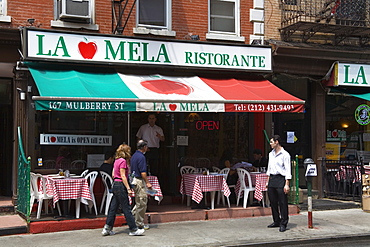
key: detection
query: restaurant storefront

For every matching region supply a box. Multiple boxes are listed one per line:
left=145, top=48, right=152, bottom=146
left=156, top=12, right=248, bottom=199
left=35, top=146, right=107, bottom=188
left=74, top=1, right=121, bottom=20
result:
left=17, top=28, right=305, bottom=196
left=325, top=62, right=370, bottom=163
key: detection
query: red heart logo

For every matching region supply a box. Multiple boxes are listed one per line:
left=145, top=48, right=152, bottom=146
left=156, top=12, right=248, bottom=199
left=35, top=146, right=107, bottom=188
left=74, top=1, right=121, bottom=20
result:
left=169, top=104, right=177, bottom=111
left=78, top=41, right=97, bottom=59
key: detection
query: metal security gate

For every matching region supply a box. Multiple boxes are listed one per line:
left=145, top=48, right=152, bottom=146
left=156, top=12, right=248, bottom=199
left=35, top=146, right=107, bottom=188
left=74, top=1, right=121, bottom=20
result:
left=322, top=159, right=362, bottom=202
left=16, top=126, right=31, bottom=221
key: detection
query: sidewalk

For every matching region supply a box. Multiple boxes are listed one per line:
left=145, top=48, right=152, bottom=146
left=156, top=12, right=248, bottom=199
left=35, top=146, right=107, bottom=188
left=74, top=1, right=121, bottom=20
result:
left=0, top=208, right=369, bottom=246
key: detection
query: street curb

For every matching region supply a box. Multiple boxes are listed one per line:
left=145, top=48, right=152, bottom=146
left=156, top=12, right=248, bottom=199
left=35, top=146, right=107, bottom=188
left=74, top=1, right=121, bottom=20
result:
left=0, top=226, right=28, bottom=236
left=29, top=215, right=127, bottom=234
left=223, top=233, right=370, bottom=246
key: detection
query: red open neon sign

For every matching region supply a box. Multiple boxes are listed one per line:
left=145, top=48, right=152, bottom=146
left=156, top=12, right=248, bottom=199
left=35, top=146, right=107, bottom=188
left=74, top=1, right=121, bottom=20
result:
left=195, top=121, right=220, bottom=130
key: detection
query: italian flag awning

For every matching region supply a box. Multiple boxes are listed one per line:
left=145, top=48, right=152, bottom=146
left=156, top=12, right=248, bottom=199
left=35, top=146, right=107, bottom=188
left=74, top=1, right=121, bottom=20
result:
left=29, top=64, right=305, bottom=113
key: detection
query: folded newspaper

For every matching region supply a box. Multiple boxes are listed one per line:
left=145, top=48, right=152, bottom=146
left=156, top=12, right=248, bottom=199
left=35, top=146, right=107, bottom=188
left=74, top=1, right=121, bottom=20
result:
left=147, top=188, right=157, bottom=196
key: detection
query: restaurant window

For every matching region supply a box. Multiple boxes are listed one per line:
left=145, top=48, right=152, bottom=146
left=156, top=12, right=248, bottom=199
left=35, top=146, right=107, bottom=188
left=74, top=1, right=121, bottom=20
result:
left=137, top=0, right=170, bottom=29
left=0, top=0, right=11, bottom=22
left=36, top=111, right=129, bottom=171
left=209, top=0, right=238, bottom=34
left=179, top=112, right=250, bottom=167
left=49, top=111, right=96, bottom=133
left=52, top=0, right=98, bottom=30
left=326, top=94, right=370, bottom=161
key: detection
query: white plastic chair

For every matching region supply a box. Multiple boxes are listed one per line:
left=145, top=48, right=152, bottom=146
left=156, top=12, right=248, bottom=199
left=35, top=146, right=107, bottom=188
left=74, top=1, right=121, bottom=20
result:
left=80, top=169, right=89, bottom=177
left=180, top=166, right=196, bottom=175
left=82, top=171, right=98, bottom=215
left=99, top=171, right=113, bottom=215
left=30, top=172, right=37, bottom=213
left=180, top=166, right=196, bottom=205
left=217, top=168, right=231, bottom=207
left=212, top=166, right=221, bottom=173
left=74, top=171, right=98, bottom=218
left=30, top=173, right=62, bottom=219
left=236, top=168, right=256, bottom=208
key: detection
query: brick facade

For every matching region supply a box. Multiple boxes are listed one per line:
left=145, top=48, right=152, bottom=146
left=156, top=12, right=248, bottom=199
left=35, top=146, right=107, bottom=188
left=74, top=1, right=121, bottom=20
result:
left=1, top=0, right=255, bottom=43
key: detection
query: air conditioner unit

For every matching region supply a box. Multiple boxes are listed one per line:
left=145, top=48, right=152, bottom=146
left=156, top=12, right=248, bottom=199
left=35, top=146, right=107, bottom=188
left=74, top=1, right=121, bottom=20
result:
left=59, top=0, right=91, bottom=23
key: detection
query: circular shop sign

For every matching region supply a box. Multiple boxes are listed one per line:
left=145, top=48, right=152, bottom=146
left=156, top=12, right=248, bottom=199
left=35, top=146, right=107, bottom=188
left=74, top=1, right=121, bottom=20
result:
left=355, top=104, right=370, bottom=125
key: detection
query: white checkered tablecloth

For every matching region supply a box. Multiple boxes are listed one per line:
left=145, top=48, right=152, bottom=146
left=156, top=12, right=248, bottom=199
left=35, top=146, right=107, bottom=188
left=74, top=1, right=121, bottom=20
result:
left=235, top=173, right=268, bottom=201
left=43, top=176, right=93, bottom=207
left=180, top=173, right=231, bottom=204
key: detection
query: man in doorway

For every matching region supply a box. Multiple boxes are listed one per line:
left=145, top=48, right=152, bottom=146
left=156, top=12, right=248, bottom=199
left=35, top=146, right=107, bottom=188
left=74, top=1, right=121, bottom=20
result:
left=131, top=139, right=152, bottom=230
left=136, top=114, right=165, bottom=177
left=265, top=135, right=291, bottom=232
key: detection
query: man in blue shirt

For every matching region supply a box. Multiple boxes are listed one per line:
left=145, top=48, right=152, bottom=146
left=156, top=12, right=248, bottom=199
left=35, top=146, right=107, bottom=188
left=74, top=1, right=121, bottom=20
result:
left=131, top=140, right=152, bottom=230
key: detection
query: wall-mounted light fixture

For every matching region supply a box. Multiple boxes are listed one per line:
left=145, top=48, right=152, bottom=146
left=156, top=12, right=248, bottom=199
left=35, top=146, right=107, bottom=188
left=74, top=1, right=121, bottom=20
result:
left=17, top=88, right=26, bottom=101
left=27, top=18, right=35, bottom=25
left=190, top=35, right=200, bottom=41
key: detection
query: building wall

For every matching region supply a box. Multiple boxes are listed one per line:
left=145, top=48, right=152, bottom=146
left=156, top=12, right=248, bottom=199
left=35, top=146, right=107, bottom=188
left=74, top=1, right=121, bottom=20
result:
left=2, top=0, right=254, bottom=43
left=264, top=0, right=280, bottom=41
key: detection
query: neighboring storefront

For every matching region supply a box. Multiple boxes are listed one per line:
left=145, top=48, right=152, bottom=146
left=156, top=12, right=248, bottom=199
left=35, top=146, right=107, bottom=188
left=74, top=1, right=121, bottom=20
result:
left=325, top=62, right=370, bottom=163
left=17, top=28, right=305, bottom=195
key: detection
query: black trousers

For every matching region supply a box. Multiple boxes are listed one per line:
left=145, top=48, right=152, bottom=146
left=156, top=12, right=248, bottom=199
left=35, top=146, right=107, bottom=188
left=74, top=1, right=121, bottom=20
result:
left=267, top=175, right=289, bottom=227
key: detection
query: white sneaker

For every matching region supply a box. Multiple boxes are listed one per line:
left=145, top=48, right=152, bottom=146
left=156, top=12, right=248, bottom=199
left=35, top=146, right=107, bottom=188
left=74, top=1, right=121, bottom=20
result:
left=101, top=228, right=115, bottom=236
left=139, top=224, right=150, bottom=230
left=129, top=228, right=145, bottom=236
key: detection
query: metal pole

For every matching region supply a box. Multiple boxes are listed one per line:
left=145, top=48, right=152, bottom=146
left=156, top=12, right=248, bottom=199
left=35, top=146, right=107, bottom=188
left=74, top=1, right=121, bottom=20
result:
left=295, top=155, right=299, bottom=204
left=307, top=176, right=313, bottom=228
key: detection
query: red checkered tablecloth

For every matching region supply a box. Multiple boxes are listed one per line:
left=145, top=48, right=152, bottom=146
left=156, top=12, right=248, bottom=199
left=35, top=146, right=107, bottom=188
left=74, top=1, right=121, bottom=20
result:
left=235, top=173, right=268, bottom=201
left=180, top=174, right=231, bottom=204
left=43, top=176, right=92, bottom=207
left=335, top=165, right=361, bottom=183
left=129, top=176, right=163, bottom=204
left=148, top=176, right=163, bottom=202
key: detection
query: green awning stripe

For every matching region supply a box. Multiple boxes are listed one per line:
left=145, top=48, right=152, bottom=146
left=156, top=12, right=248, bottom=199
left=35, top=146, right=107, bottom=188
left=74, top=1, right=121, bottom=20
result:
left=28, top=64, right=138, bottom=99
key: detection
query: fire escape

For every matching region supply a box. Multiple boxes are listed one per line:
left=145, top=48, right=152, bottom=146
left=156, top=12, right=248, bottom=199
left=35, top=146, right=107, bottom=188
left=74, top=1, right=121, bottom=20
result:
left=280, top=0, right=370, bottom=45
left=112, top=0, right=137, bottom=34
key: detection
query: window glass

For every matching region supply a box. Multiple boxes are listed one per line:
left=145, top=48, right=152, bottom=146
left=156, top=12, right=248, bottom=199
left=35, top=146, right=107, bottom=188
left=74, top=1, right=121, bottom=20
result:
left=138, top=0, right=166, bottom=28
left=326, top=94, right=370, bottom=161
left=210, top=0, right=236, bottom=33
left=55, top=0, right=93, bottom=24
left=0, top=0, right=4, bottom=16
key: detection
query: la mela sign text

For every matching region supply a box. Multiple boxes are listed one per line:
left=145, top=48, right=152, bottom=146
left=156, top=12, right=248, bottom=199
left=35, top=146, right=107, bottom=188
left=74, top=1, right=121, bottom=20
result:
left=337, top=63, right=370, bottom=87
left=24, top=29, right=271, bottom=71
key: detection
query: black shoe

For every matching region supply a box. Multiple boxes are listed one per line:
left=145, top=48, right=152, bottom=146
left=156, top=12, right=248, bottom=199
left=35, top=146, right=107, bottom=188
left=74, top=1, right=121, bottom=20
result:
left=279, top=225, right=287, bottom=232
left=267, top=223, right=280, bottom=228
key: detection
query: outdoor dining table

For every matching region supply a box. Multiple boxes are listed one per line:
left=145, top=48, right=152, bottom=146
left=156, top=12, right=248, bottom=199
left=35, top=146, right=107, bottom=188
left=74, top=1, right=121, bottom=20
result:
left=146, top=175, right=164, bottom=203
left=180, top=173, right=231, bottom=209
left=235, top=172, right=268, bottom=202
left=130, top=175, right=163, bottom=204
left=42, top=175, right=93, bottom=218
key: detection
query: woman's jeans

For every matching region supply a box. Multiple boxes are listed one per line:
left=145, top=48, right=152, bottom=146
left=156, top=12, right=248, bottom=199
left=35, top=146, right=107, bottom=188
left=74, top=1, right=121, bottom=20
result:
left=105, top=181, right=138, bottom=231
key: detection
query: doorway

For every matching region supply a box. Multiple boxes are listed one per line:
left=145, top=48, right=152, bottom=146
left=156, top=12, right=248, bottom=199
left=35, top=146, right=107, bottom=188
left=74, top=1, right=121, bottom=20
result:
left=0, top=79, right=13, bottom=196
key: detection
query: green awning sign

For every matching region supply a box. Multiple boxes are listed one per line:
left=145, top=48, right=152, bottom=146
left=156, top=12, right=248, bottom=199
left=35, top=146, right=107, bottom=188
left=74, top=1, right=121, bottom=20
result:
left=36, top=100, right=136, bottom=111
